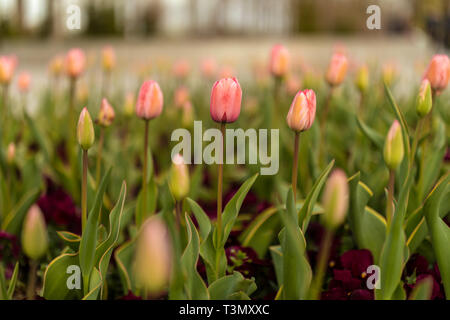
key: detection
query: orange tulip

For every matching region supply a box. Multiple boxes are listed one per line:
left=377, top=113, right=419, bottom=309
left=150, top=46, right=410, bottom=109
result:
left=325, top=53, right=348, bottom=86
left=270, top=44, right=290, bottom=77
left=0, top=55, right=17, bottom=85
left=423, top=54, right=450, bottom=93
left=210, top=77, right=242, bottom=123
left=286, top=89, right=316, bottom=132
left=65, top=48, right=86, bottom=78
left=17, top=72, right=31, bottom=92
left=136, top=80, right=164, bottom=120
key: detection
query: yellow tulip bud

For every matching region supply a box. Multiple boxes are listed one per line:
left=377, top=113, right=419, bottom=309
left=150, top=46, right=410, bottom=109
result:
left=355, top=65, right=369, bottom=93
left=384, top=120, right=404, bottom=170
left=169, top=154, right=190, bottom=201
left=416, top=79, right=432, bottom=118
left=22, top=205, right=49, bottom=260
left=321, top=169, right=349, bottom=230
left=77, top=107, right=95, bottom=150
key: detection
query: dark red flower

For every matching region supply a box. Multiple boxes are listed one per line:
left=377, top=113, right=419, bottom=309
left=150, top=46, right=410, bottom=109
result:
left=340, top=249, right=373, bottom=279
left=0, top=231, right=20, bottom=279
left=119, top=291, right=142, bottom=300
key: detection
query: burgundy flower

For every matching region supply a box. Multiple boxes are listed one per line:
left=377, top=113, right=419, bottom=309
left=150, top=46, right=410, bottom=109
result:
left=0, top=231, right=20, bottom=279
left=340, top=249, right=373, bottom=279
left=119, top=291, right=142, bottom=300
left=306, top=222, right=341, bottom=269
left=403, top=254, right=444, bottom=299
left=37, top=178, right=81, bottom=234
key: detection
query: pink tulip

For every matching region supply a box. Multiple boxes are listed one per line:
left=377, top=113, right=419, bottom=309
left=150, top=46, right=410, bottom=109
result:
left=173, top=60, right=190, bottom=79
left=201, top=58, right=217, bottom=78
left=325, top=53, right=348, bottom=86
left=102, top=46, right=116, bottom=72
left=17, top=72, right=31, bottom=92
left=136, top=80, right=164, bottom=120
left=65, top=48, right=86, bottom=78
left=0, top=55, right=17, bottom=85
left=174, top=86, right=190, bottom=108
left=98, top=98, right=115, bottom=127
left=270, top=44, right=290, bottom=77
left=286, top=89, right=316, bottom=132
left=210, top=77, right=242, bottom=123
left=423, top=54, right=450, bottom=93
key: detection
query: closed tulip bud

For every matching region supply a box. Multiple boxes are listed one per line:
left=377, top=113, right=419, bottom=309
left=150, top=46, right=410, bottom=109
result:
left=6, top=142, right=15, bottom=164
left=416, top=79, right=432, bottom=118
left=382, top=63, right=396, bottom=87
left=423, top=54, right=450, bottom=93
left=65, top=48, right=86, bottom=79
left=174, top=86, right=190, bottom=109
left=182, top=101, right=194, bottom=128
left=49, top=55, right=64, bottom=76
left=18, top=72, right=31, bottom=93
left=270, top=44, right=290, bottom=77
left=136, top=80, right=164, bottom=120
left=101, top=46, right=116, bottom=72
left=384, top=120, right=404, bottom=170
left=325, top=53, right=348, bottom=87
left=321, top=169, right=349, bottom=230
left=98, top=98, right=115, bottom=127
left=173, top=60, right=190, bottom=79
left=210, top=77, right=242, bottom=123
left=0, top=55, right=16, bottom=85
left=124, top=92, right=135, bottom=116
left=169, top=154, right=190, bottom=201
left=22, top=205, right=49, bottom=260
left=77, top=107, right=95, bottom=150
left=134, top=217, right=172, bottom=295
left=355, top=65, right=369, bottom=93
left=286, top=89, right=316, bottom=132
left=201, top=58, right=217, bottom=79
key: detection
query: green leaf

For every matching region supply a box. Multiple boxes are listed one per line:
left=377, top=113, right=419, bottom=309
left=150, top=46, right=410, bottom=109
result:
left=6, top=262, right=19, bottom=300
left=279, top=188, right=312, bottom=300
left=24, top=111, right=53, bottom=162
left=208, top=271, right=256, bottom=300
left=299, top=160, right=334, bottom=232
left=409, top=276, right=433, bottom=300
left=82, top=267, right=102, bottom=300
left=57, top=231, right=81, bottom=251
left=356, top=116, right=384, bottom=149
left=186, top=197, right=212, bottom=241
left=423, top=173, right=450, bottom=298
left=0, top=264, right=7, bottom=299
left=114, top=239, right=136, bottom=294
left=135, top=179, right=158, bottom=227
left=79, top=168, right=111, bottom=294
left=2, top=188, right=41, bottom=235
left=181, top=213, right=209, bottom=299
left=269, top=245, right=283, bottom=288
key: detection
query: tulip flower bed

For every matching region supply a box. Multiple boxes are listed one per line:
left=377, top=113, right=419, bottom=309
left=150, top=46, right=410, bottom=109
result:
left=0, top=45, right=449, bottom=301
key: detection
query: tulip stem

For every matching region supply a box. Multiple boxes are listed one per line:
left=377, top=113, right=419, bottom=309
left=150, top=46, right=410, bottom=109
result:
left=26, top=260, right=38, bottom=300
left=410, top=117, right=424, bottom=169
left=68, top=78, right=77, bottom=162
left=386, top=169, right=395, bottom=226
left=95, top=127, right=105, bottom=185
left=175, top=200, right=182, bottom=230
left=141, top=120, right=150, bottom=227
left=309, top=229, right=334, bottom=300
left=215, top=123, right=226, bottom=276
left=81, top=149, right=88, bottom=231
left=292, top=132, right=300, bottom=199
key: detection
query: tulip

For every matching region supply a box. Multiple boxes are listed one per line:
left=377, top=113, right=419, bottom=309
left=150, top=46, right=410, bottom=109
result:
left=136, top=80, right=164, bottom=227
left=384, top=120, right=404, bottom=170
left=269, top=44, right=290, bottom=78
left=169, top=154, right=190, bottom=202
left=96, top=98, right=115, bottom=184
left=321, top=169, right=349, bottom=230
left=174, top=86, right=190, bottom=109
left=355, top=65, right=369, bottom=93
left=22, top=205, right=49, bottom=299
left=310, top=169, right=348, bottom=300
left=416, top=79, right=432, bottom=118
left=0, top=55, right=16, bottom=85
left=173, top=59, right=190, bottom=79
left=201, top=58, right=217, bottom=79
left=286, top=89, right=316, bottom=199
left=325, top=53, right=348, bottom=87
left=123, top=92, right=135, bottom=117
left=181, top=101, right=194, bottom=128
left=210, top=77, right=242, bottom=123
left=17, top=71, right=31, bottom=94
left=49, top=55, right=64, bottom=77
left=382, top=63, right=396, bottom=87
left=77, top=108, right=95, bottom=231
left=134, top=217, right=172, bottom=297
left=286, top=89, right=316, bottom=133
left=423, top=54, right=449, bottom=94
left=101, top=46, right=116, bottom=72
left=65, top=48, right=86, bottom=79
left=6, top=142, right=15, bottom=165
left=136, top=80, right=164, bottom=120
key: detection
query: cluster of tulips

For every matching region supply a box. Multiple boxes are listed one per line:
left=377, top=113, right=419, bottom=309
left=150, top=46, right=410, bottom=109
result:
left=0, top=43, right=449, bottom=301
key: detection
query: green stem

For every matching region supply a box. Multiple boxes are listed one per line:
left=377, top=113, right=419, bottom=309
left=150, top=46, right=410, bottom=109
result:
left=386, top=169, right=395, bottom=226
left=26, top=260, right=37, bottom=300
left=292, top=132, right=300, bottom=199
left=95, top=127, right=105, bottom=185
left=215, top=123, right=226, bottom=276
left=140, top=120, right=149, bottom=227
left=81, top=149, right=88, bottom=231
left=410, top=117, right=424, bottom=169
left=309, top=229, right=334, bottom=300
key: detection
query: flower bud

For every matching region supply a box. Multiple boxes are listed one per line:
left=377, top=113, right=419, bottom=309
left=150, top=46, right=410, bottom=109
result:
left=77, top=107, right=95, bottom=150
left=49, top=55, right=64, bottom=76
left=355, top=65, right=369, bottom=93
left=136, top=80, right=164, bottom=120
left=65, top=48, right=86, bottom=79
left=286, top=89, right=316, bottom=132
left=384, top=120, right=404, bottom=170
left=101, top=46, right=116, bottom=72
left=201, top=58, right=217, bottom=79
left=173, top=59, right=190, bottom=79
left=210, top=77, right=242, bottom=123
left=0, top=55, right=17, bottom=85
left=6, top=142, right=15, bottom=164
left=182, top=101, right=194, bottom=128
left=416, top=79, right=432, bottom=118
left=174, top=86, right=190, bottom=109
left=17, top=72, right=31, bottom=93
left=382, top=63, right=396, bottom=87
left=134, top=216, right=172, bottom=295
left=98, top=98, right=115, bottom=127
left=321, top=169, right=349, bottom=230
left=270, top=44, right=290, bottom=78
left=325, top=53, right=348, bottom=87
left=423, top=54, right=449, bottom=93
left=21, top=205, right=49, bottom=260
left=124, top=92, right=135, bottom=117
left=169, top=154, right=190, bottom=201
